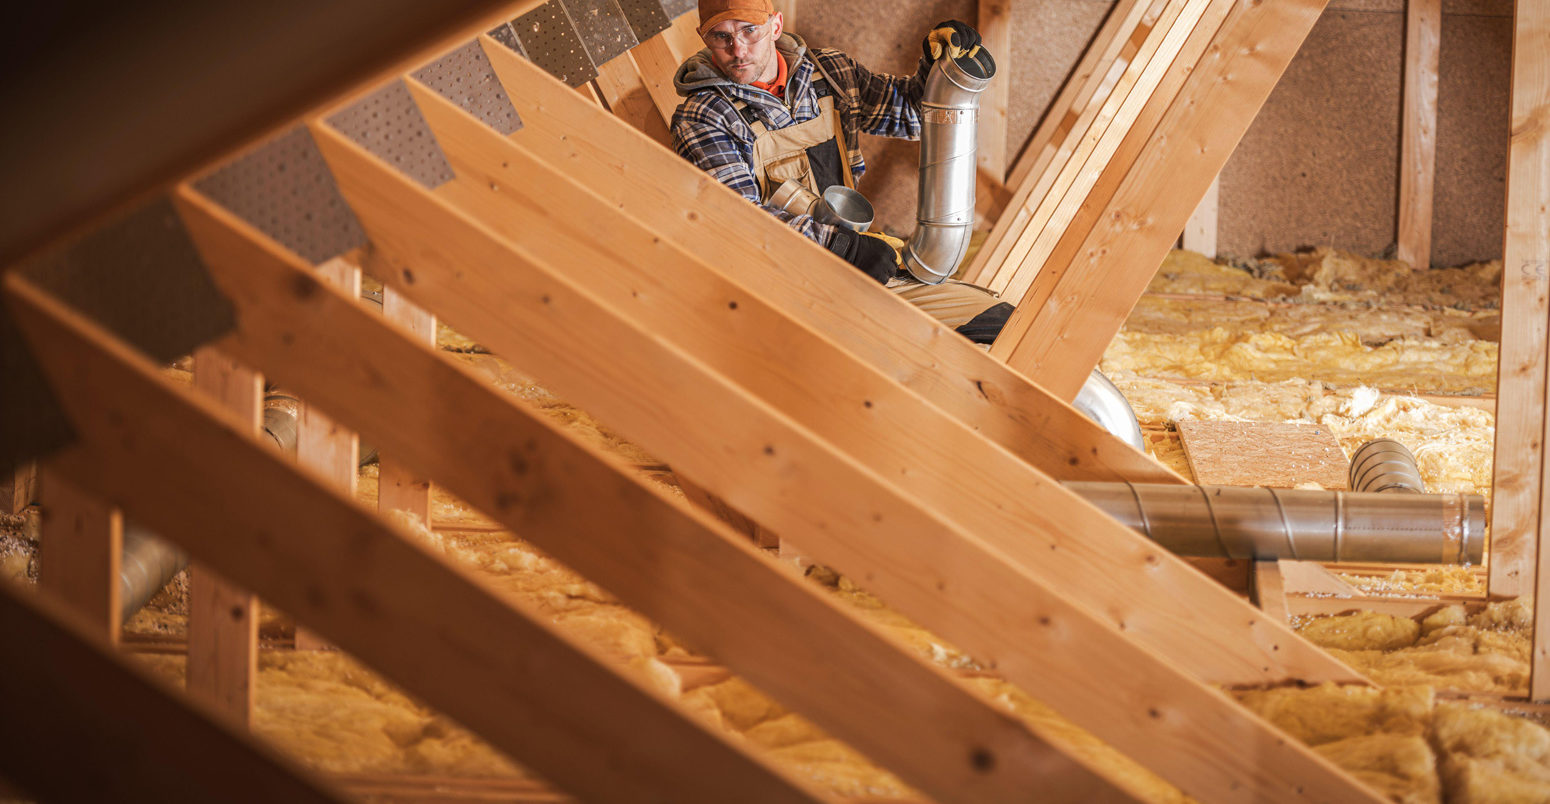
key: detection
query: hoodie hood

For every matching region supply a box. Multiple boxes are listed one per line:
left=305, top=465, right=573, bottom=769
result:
left=673, top=32, right=810, bottom=98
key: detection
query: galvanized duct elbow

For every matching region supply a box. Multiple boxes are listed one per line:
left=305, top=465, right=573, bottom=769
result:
left=1072, top=370, right=1144, bottom=450
left=1064, top=481, right=1485, bottom=565
left=903, top=50, right=997, bottom=284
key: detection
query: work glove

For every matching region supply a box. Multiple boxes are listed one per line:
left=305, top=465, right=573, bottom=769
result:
left=827, top=228, right=900, bottom=284
left=922, top=20, right=982, bottom=63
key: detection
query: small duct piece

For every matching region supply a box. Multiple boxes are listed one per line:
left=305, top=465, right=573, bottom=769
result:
left=903, top=50, right=996, bottom=284
left=118, top=522, right=187, bottom=624
left=1349, top=438, right=1425, bottom=494
left=1065, top=482, right=1485, bottom=565
left=1072, top=370, right=1143, bottom=450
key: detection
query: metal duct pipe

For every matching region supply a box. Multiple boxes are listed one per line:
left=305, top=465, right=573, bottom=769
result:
left=1350, top=438, right=1425, bottom=494
left=903, top=49, right=996, bottom=284
left=1072, top=370, right=1144, bottom=450
left=1064, top=481, right=1485, bottom=565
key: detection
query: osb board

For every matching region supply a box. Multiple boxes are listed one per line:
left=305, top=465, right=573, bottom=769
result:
left=1177, top=421, right=1349, bottom=489
left=1218, top=10, right=1403, bottom=262
left=1432, top=12, right=1511, bottom=267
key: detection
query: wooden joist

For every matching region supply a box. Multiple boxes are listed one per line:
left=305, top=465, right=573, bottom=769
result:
left=480, top=38, right=1177, bottom=488
left=3, top=275, right=828, bottom=804
left=963, top=0, right=1160, bottom=285
left=186, top=346, right=261, bottom=725
left=1397, top=0, right=1441, bottom=271
left=1, top=462, right=37, bottom=514
left=176, top=185, right=1132, bottom=803
left=0, top=577, right=344, bottom=803
left=310, top=70, right=1381, bottom=800
left=377, top=287, right=436, bottom=524
left=404, top=59, right=1355, bottom=689
left=1181, top=175, right=1218, bottom=257
left=976, top=0, right=1011, bottom=182
left=990, top=0, right=1330, bottom=401
left=592, top=55, right=674, bottom=146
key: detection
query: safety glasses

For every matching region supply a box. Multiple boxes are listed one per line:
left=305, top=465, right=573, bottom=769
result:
left=703, top=19, right=772, bottom=51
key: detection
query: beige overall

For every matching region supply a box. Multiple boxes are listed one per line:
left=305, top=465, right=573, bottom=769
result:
left=737, top=60, right=1005, bottom=333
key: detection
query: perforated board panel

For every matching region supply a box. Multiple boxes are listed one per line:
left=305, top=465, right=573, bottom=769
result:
left=193, top=126, right=367, bottom=264
left=661, top=0, right=696, bottom=19
left=614, top=0, right=672, bottom=43
left=18, top=195, right=235, bottom=364
left=412, top=40, right=523, bottom=135
left=512, top=1, right=598, bottom=87
left=560, top=0, right=640, bottom=65
left=325, top=80, right=455, bottom=189
left=487, top=22, right=526, bottom=56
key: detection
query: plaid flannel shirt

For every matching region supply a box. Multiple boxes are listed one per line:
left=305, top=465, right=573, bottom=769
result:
left=670, top=33, right=925, bottom=247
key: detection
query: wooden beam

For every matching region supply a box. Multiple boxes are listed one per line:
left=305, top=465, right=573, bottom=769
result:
left=1181, top=175, right=1218, bottom=257
left=982, top=0, right=1231, bottom=301
left=479, top=37, right=1178, bottom=487
left=0, top=577, right=344, bottom=803
left=964, top=0, right=1159, bottom=284
left=1, top=0, right=546, bottom=269
left=773, top=0, right=796, bottom=32
left=1, top=461, right=37, bottom=514
left=311, top=100, right=1382, bottom=802
left=992, top=0, right=1330, bottom=401
left=176, top=186, right=1133, bottom=804
left=593, top=55, right=674, bottom=146
left=36, top=464, right=122, bottom=643
left=377, top=286, right=435, bottom=524
left=977, top=0, right=1012, bottom=182
left=3, top=273, right=829, bottom=804
left=1396, top=0, right=1441, bottom=271
left=187, top=346, right=261, bottom=726
left=402, top=71, right=1355, bottom=688
left=1499, top=0, right=1550, bottom=699
left=664, top=9, right=707, bottom=63
left=624, top=34, right=685, bottom=127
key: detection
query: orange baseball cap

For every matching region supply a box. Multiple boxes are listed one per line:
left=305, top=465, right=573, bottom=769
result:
left=697, top=0, right=774, bottom=36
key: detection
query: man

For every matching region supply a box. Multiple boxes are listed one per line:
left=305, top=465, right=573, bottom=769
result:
left=671, top=0, right=1014, bottom=345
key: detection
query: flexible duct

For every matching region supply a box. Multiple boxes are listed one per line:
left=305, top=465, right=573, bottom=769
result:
left=1072, top=370, right=1144, bottom=450
left=903, top=49, right=996, bottom=284
left=1064, top=481, right=1485, bottom=565
left=1349, top=438, right=1425, bottom=494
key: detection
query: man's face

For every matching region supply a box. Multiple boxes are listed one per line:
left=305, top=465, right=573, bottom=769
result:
left=705, top=13, right=783, bottom=85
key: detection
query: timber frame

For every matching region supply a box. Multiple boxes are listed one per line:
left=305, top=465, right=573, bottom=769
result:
left=0, top=0, right=1539, bottom=800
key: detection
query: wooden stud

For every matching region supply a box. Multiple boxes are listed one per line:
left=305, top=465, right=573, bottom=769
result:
left=993, top=0, right=1331, bottom=401
left=1498, top=0, right=1550, bottom=698
left=402, top=72, right=1355, bottom=687
left=628, top=35, right=689, bottom=127
left=187, top=346, right=261, bottom=726
left=293, top=258, right=361, bottom=652
left=3, top=272, right=829, bottom=804
left=772, top=0, right=796, bottom=32
left=478, top=37, right=1179, bottom=487
left=977, top=0, right=1011, bottom=182
left=1251, top=561, right=1289, bottom=623
left=36, top=465, right=122, bottom=644
left=664, top=9, right=707, bottom=63
left=176, top=186, right=1135, bottom=803
left=0, top=461, right=38, bottom=514
left=377, top=286, right=435, bottom=525
left=1396, top=0, right=1441, bottom=271
left=311, top=103, right=1383, bottom=801
left=0, top=577, right=344, bottom=803
left=1181, top=174, right=1218, bottom=258
left=593, top=55, right=674, bottom=146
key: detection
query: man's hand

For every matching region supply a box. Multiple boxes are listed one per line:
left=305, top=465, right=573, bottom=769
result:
left=827, top=228, right=899, bottom=284
left=922, top=21, right=982, bottom=63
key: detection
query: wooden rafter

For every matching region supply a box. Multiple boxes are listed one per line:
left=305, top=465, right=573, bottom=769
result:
left=1396, top=0, right=1441, bottom=271
left=175, top=186, right=1132, bottom=803
left=307, top=65, right=1381, bottom=798
left=5, top=272, right=830, bottom=804
left=990, top=0, right=1330, bottom=401
left=0, top=577, right=344, bottom=803
left=377, top=288, right=436, bottom=524
left=36, top=465, right=122, bottom=643
left=977, top=0, right=1012, bottom=182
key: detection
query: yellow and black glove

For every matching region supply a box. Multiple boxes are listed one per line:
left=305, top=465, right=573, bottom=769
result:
left=922, top=20, right=982, bottom=63
left=828, top=229, right=902, bottom=284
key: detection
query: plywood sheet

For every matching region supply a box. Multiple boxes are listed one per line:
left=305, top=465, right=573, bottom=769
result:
left=1177, top=420, right=1349, bottom=489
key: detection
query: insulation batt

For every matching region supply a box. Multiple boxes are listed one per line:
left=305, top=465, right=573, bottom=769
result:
left=106, top=247, right=1548, bottom=802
